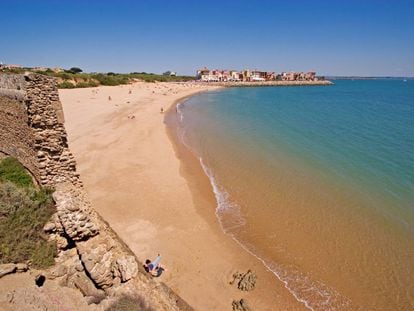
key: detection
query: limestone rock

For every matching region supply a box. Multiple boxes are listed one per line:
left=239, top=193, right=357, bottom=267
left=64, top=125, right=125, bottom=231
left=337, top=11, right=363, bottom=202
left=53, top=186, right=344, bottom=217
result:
left=0, top=264, right=17, bottom=278
left=116, top=256, right=138, bottom=282
left=72, top=272, right=105, bottom=302
left=0, top=270, right=101, bottom=311
left=47, top=263, right=68, bottom=279
left=48, top=232, right=69, bottom=250
left=55, top=234, right=69, bottom=250
left=15, top=263, right=28, bottom=272
left=43, top=221, right=56, bottom=232
left=238, top=270, right=256, bottom=291
left=47, top=248, right=84, bottom=282
left=0, top=263, right=28, bottom=278
left=232, top=298, right=252, bottom=311
left=230, top=270, right=257, bottom=291
left=53, top=184, right=99, bottom=241
left=77, top=238, right=115, bottom=289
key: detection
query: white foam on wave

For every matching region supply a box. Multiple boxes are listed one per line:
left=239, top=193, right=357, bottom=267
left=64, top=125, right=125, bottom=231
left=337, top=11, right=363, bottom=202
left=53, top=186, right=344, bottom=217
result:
left=199, top=158, right=246, bottom=231
left=176, top=102, right=184, bottom=122
left=198, top=157, right=351, bottom=311
left=174, top=102, right=193, bottom=152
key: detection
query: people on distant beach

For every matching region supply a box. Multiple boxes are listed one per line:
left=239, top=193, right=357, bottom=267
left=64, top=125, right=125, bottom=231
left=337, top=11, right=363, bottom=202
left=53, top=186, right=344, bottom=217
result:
left=160, top=107, right=164, bottom=113
left=144, top=254, right=166, bottom=277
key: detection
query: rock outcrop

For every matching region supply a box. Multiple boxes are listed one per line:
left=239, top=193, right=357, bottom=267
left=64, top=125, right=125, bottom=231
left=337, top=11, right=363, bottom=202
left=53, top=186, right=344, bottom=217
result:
left=232, top=298, right=253, bottom=311
left=1, top=73, right=133, bottom=291
left=230, top=270, right=257, bottom=291
left=0, top=263, right=28, bottom=278
left=0, top=73, right=192, bottom=310
left=52, top=184, right=99, bottom=241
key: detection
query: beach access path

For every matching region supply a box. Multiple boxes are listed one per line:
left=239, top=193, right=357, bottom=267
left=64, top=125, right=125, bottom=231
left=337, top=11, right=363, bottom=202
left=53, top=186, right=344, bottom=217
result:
left=59, top=82, right=306, bottom=310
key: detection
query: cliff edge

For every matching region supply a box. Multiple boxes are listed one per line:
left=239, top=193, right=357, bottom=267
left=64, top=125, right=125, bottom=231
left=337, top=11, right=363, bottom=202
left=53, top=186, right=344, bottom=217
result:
left=0, top=73, right=192, bottom=310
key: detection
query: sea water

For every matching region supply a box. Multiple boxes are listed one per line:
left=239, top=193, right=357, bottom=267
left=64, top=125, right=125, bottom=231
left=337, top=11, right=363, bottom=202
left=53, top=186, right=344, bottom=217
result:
left=175, top=80, right=414, bottom=310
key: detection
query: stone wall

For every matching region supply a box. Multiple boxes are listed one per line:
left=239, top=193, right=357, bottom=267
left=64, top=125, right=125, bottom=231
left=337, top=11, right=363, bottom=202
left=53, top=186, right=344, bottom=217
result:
left=24, top=74, right=80, bottom=187
left=0, top=73, right=128, bottom=287
left=0, top=73, right=79, bottom=187
left=0, top=95, right=39, bottom=180
left=0, top=74, right=26, bottom=100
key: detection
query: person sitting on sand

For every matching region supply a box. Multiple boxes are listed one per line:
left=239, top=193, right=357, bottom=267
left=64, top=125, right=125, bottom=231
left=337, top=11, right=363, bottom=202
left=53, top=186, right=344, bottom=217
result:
left=144, top=254, right=166, bottom=277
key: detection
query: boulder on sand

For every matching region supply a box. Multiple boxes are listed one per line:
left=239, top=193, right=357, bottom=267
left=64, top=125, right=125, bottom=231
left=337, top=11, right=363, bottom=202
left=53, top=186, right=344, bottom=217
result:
left=232, top=298, right=252, bottom=311
left=230, top=269, right=257, bottom=291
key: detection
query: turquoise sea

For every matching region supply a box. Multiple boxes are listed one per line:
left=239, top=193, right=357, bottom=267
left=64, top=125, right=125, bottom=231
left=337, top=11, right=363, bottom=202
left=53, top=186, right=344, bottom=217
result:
left=176, top=80, right=414, bottom=310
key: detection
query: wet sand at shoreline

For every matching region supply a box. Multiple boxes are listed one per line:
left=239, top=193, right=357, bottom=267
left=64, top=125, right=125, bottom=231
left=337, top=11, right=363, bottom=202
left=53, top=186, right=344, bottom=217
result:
left=59, top=82, right=305, bottom=310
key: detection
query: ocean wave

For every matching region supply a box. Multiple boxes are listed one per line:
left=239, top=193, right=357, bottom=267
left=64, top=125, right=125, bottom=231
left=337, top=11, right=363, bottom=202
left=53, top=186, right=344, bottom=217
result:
left=199, top=157, right=246, bottom=232
left=176, top=102, right=184, bottom=122
left=175, top=102, right=193, bottom=152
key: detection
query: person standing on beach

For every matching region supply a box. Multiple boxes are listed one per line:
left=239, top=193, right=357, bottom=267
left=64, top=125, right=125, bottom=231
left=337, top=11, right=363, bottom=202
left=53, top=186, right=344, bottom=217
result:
left=160, top=107, right=164, bottom=113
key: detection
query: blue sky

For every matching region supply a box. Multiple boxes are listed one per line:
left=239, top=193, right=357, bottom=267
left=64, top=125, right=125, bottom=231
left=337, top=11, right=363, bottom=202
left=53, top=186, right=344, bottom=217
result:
left=2, top=0, right=414, bottom=76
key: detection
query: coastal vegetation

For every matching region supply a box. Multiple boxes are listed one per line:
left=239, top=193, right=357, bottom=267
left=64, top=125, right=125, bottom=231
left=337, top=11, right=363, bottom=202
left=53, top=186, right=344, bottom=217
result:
left=0, top=66, right=195, bottom=88
left=0, top=157, right=34, bottom=188
left=0, top=157, right=56, bottom=268
left=53, top=71, right=194, bottom=88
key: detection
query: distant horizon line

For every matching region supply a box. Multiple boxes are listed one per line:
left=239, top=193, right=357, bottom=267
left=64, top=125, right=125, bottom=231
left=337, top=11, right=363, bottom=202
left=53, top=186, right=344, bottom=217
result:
left=1, top=63, right=413, bottom=79
left=326, top=76, right=414, bottom=79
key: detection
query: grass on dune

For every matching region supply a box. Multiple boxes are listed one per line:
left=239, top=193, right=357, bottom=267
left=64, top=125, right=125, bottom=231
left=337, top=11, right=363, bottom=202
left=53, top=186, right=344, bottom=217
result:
left=1, top=67, right=195, bottom=88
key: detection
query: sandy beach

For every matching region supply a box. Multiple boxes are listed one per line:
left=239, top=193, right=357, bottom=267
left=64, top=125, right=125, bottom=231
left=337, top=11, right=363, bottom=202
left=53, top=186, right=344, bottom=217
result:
left=59, top=81, right=305, bottom=310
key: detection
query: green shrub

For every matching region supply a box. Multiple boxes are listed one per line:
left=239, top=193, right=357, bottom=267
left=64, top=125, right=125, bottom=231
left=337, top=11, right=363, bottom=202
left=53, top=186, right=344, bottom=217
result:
left=92, top=73, right=129, bottom=86
left=76, top=81, right=99, bottom=88
left=0, top=157, right=34, bottom=188
left=0, top=68, right=25, bottom=74
left=20, top=68, right=195, bottom=88
left=0, top=182, right=56, bottom=268
left=67, top=67, right=83, bottom=74
left=57, top=81, right=76, bottom=89
left=55, top=72, right=72, bottom=80
left=0, top=157, right=56, bottom=268
left=128, top=72, right=194, bottom=83
left=34, top=70, right=54, bottom=76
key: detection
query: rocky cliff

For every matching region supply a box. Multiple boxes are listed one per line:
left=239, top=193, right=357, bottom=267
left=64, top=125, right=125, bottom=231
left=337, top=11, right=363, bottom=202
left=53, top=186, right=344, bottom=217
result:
left=0, top=73, right=191, bottom=310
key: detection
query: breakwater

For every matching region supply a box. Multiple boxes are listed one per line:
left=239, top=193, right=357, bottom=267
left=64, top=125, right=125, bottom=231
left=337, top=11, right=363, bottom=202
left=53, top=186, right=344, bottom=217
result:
left=196, top=80, right=333, bottom=87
